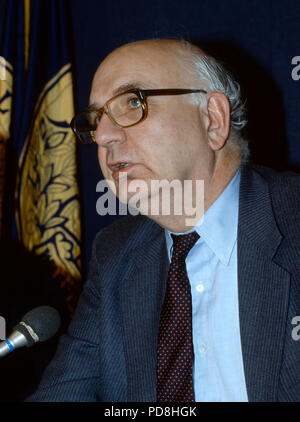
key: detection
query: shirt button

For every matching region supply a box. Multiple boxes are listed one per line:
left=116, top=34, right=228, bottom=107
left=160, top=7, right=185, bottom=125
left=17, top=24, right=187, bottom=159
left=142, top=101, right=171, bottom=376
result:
left=196, top=283, right=205, bottom=293
left=199, top=345, right=207, bottom=353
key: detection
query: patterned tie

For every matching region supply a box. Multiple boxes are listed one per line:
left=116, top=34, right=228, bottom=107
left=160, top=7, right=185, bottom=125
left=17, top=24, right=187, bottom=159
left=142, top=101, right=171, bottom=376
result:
left=156, top=231, right=199, bottom=402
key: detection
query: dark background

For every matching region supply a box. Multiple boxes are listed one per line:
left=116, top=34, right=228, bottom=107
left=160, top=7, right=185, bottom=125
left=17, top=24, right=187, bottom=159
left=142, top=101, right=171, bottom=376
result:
left=1, top=0, right=300, bottom=401
left=70, top=0, right=300, bottom=276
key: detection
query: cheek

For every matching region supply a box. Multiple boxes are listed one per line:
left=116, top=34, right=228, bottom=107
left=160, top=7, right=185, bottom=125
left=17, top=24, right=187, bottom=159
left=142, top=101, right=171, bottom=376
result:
left=136, top=117, right=183, bottom=166
left=159, top=115, right=197, bottom=158
left=163, top=115, right=208, bottom=177
left=128, top=109, right=205, bottom=174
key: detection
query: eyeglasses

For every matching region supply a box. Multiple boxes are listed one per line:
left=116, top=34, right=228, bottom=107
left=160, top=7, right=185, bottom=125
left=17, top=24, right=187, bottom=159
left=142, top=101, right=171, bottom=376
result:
left=70, top=88, right=207, bottom=145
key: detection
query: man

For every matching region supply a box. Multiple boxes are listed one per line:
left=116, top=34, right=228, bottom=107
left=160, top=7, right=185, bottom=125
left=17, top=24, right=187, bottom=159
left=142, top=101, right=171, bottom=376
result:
left=27, top=39, right=300, bottom=402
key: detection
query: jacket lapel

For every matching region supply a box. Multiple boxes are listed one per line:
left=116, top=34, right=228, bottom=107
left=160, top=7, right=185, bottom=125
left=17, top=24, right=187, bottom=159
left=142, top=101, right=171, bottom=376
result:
left=118, top=220, right=169, bottom=401
left=238, top=165, right=291, bottom=401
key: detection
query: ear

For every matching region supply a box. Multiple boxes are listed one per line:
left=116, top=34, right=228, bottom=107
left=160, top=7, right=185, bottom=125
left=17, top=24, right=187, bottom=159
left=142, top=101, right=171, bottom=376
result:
left=206, top=92, right=231, bottom=151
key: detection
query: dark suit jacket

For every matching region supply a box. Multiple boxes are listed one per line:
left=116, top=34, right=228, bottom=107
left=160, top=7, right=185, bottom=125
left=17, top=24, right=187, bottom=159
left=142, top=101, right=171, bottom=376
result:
left=27, top=164, right=300, bottom=402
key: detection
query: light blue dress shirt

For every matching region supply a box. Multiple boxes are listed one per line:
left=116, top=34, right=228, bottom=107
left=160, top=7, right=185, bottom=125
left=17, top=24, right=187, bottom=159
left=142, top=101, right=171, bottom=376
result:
left=165, top=169, right=248, bottom=402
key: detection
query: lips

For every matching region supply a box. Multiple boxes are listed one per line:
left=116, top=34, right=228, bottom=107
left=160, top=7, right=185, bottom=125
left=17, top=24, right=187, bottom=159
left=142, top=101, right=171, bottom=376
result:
left=108, top=161, right=135, bottom=179
left=108, top=162, right=131, bottom=172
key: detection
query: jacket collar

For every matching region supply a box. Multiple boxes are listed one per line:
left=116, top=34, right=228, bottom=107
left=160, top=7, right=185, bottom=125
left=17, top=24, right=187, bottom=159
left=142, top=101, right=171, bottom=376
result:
left=237, top=164, right=290, bottom=401
left=238, top=163, right=282, bottom=258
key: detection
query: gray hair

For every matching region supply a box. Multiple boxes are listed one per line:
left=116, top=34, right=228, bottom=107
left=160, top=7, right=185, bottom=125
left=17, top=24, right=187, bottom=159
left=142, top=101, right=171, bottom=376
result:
left=181, top=41, right=250, bottom=162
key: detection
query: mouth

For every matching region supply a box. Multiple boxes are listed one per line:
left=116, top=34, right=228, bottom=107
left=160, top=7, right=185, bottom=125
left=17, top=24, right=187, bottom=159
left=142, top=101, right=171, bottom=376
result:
left=108, top=162, right=130, bottom=171
left=108, top=162, right=134, bottom=179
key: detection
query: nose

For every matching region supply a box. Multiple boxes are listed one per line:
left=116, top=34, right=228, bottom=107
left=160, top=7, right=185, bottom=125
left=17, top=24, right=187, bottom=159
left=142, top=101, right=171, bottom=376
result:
left=94, top=112, right=126, bottom=147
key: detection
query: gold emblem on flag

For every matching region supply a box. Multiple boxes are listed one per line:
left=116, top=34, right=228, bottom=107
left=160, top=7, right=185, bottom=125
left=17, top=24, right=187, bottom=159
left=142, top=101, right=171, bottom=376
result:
left=16, top=64, right=82, bottom=311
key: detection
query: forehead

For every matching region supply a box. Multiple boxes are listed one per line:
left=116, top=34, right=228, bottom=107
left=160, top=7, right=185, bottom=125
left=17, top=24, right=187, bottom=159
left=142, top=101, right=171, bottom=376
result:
left=90, top=42, right=191, bottom=104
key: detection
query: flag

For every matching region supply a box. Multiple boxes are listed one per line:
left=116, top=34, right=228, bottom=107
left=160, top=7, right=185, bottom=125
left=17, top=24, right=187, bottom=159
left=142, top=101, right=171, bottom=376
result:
left=0, top=0, right=82, bottom=316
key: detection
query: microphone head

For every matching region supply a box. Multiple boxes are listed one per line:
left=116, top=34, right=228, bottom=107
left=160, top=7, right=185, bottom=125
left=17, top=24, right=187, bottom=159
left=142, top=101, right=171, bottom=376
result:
left=20, top=306, right=61, bottom=342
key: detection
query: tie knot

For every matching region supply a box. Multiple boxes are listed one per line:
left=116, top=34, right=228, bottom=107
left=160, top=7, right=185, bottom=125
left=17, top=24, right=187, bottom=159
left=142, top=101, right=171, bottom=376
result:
left=171, top=231, right=199, bottom=264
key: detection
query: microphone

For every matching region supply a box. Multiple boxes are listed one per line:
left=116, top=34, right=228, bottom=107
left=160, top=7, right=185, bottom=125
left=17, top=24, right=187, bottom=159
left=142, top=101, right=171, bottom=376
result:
left=0, top=306, right=61, bottom=358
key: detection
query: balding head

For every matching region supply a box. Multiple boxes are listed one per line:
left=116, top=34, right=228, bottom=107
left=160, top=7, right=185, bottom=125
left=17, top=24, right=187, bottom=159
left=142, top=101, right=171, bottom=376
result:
left=94, top=38, right=204, bottom=77
left=91, top=39, right=207, bottom=104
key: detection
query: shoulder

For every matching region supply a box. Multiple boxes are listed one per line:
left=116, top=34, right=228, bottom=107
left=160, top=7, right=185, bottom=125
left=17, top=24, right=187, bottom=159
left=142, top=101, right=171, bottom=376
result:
left=248, top=163, right=300, bottom=186
left=242, top=163, right=300, bottom=244
left=242, top=163, right=300, bottom=209
left=86, top=214, right=165, bottom=288
left=91, top=214, right=163, bottom=262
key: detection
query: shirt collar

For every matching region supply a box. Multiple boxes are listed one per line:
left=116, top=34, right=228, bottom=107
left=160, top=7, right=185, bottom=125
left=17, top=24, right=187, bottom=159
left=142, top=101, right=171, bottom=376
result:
left=165, top=168, right=241, bottom=266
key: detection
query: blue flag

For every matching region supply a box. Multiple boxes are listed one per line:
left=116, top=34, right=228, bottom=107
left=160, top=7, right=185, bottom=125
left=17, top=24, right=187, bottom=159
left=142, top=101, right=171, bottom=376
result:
left=0, top=0, right=82, bottom=315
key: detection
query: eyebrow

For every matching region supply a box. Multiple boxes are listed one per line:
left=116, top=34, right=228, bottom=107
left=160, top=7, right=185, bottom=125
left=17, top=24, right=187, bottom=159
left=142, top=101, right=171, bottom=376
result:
left=112, top=82, right=146, bottom=96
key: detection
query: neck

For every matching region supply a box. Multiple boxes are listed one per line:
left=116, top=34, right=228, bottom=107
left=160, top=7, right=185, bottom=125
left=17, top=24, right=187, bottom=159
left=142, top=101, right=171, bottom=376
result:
left=146, top=157, right=241, bottom=233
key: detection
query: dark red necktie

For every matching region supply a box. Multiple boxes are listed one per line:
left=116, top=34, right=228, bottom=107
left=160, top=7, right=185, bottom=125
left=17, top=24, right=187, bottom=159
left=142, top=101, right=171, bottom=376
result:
left=156, top=231, right=199, bottom=402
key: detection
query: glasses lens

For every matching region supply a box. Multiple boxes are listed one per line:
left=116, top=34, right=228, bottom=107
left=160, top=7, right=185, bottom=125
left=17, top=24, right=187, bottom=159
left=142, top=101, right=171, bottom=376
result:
left=72, top=110, right=99, bottom=144
left=108, top=91, right=143, bottom=126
